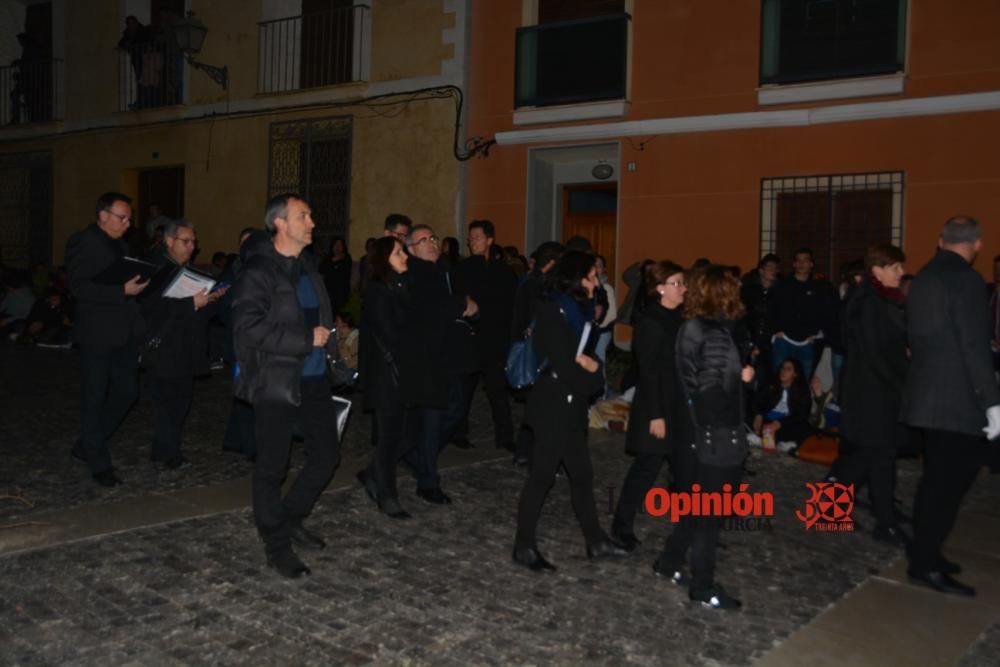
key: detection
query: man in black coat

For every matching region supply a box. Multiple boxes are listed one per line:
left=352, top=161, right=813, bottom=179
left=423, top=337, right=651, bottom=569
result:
left=452, top=220, right=519, bottom=451
left=401, top=224, right=478, bottom=504
left=232, top=194, right=341, bottom=579
left=140, top=220, right=226, bottom=469
left=901, top=216, right=1000, bottom=596
left=767, top=247, right=836, bottom=380
left=66, top=192, right=149, bottom=487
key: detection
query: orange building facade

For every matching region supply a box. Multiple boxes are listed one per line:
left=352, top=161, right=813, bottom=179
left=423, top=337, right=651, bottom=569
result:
left=465, top=0, right=1000, bottom=312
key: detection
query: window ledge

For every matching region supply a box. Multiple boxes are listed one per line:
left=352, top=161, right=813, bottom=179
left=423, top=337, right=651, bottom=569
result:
left=513, top=99, right=629, bottom=126
left=758, top=74, right=905, bottom=106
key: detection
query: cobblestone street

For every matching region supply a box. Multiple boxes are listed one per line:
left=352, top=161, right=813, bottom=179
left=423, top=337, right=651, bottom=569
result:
left=2, top=345, right=1000, bottom=665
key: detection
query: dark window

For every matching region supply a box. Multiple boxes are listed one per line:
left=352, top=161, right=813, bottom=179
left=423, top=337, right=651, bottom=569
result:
left=515, top=13, right=629, bottom=108
left=760, top=0, right=906, bottom=85
left=268, top=117, right=352, bottom=251
left=539, top=0, right=624, bottom=24
left=0, top=152, right=53, bottom=269
left=761, top=172, right=903, bottom=281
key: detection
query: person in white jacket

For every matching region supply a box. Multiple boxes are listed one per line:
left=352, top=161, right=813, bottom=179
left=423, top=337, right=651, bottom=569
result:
left=594, top=255, right=618, bottom=397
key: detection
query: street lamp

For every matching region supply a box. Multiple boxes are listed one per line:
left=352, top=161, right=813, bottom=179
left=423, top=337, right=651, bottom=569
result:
left=174, top=12, right=228, bottom=90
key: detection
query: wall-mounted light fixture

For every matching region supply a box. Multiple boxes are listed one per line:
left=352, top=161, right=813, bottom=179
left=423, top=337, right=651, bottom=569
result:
left=592, top=161, right=614, bottom=180
left=174, top=12, right=228, bottom=90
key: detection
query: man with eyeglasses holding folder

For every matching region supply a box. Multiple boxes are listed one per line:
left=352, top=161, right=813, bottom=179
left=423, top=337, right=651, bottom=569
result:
left=66, top=192, right=150, bottom=487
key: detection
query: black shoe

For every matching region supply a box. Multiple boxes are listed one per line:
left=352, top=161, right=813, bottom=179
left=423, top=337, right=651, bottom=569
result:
left=356, top=469, right=377, bottom=503
left=907, top=569, right=975, bottom=596
left=162, top=456, right=191, bottom=471
left=266, top=549, right=311, bottom=579
left=378, top=497, right=412, bottom=520
left=92, top=470, right=122, bottom=488
left=652, top=560, right=689, bottom=586
left=288, top=521, right=326, bottom=550
left=451, top=438, right=474, bottom=449
left=416, top=487, right=451, bottom=505
left=937, top=557, right=962, bottom=575
left=512, top=546, right=556, bottom=572
left=586, top=537, right=629, bottom=559
left=610, top=526, right=641, bottom=552
left=873, top=524, right=911, bottom=548
left=690, top=584, right=742, bottom=610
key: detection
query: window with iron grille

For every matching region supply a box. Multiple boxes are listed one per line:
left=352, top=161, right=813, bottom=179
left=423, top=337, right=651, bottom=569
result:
left=760, top=172, right=903, bottom=281
left=760, top=0, right=907, bottom=85
left=268, top=116, right=352, bottom=253
left=0, top=151, right=53, bottom=269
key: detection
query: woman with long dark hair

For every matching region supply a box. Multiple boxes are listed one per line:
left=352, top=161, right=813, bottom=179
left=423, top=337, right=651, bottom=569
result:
left=657, top=265, right=754, bottom=609
left=512, top=251, right=627, bottom=571
left=752, top=357, right=818, bottom=448
left=834, top=244, right=909, bottom=546
left=319, top=236, right=352, bottom=314
left=610, top=260, right=687, bottom=550
left=440, top=236, right=461, bottom=267
left=358, top=236, right=413, bottom=519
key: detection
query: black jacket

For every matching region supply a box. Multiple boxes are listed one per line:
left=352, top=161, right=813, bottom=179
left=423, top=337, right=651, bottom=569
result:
left=525, top=298, right=604, bottom=428
left=231, top=242, right=337, bottom=407
left=511, top=270, right=545, bottom=341
left=900, top=250, right=1000, bottom=436
left=768, top=275, right=836, bottom=342
left=740, top=271, right=776, bottom=351
left=455, top=255, right=518, bottom=367
left=319, top=253, right=352, bottom=313
left=140, top=252, right=215, bottom=379
left=840, top=279, right=908, bottom=448
left=676, top=318, right=745, bottom=428
left=65, top=224, right=143, bottom=346
left=625, top=303, right=688, bottom=455
left=359, top=272, right=415, bottom=412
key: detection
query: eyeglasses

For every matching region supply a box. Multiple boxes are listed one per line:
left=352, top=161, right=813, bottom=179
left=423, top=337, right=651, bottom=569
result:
left=105, top=209, right=131, bottom=223
left=665, top=280, right=687, bottom=288
left=408, top=235, right=439, bottom=247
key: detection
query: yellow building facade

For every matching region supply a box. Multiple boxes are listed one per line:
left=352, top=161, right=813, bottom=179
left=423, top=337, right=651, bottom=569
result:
left=0, top=0, right=471, bottom=266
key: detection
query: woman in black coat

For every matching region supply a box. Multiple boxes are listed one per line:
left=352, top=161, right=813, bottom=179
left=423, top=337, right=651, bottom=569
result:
left=513, top=252, right=627, bottom=571
left=657, top=265, right=755, bottom=610
left=834, top=244, right=909, bottom=546
left=610, top=260, right=687, bottom=549
left=751, top=357, right=817, bottom=447
left=357, top=236, right=413, bottom=519
left=319, top=236, right=352, bottom=314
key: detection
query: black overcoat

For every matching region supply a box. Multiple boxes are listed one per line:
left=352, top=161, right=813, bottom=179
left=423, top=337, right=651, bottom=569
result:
left=359, top=273, right=415, bottom=412
left=839, top=279, right=908, bottom=448
left=625, top=303, right=685, bottom=455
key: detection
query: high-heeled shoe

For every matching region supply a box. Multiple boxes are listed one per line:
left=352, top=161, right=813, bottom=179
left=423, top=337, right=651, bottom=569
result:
left=512, top=546, right=556, bottom=572
left=586, top=536, right=629, bottom=559
left=378, top=496, right=411, bottom=520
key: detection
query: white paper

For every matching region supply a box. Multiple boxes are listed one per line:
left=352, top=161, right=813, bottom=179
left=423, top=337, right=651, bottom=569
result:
left=576, top=322, right=592, bottom=358
left=332, top=395, right=352, bottom=440
left=162, top=267, right=216, bottom=299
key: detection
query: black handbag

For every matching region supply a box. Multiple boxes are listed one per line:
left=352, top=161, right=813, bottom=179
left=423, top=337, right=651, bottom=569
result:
left=371, top=332, right=400, bottom=388
left=326, top=354, right=358, bottom=390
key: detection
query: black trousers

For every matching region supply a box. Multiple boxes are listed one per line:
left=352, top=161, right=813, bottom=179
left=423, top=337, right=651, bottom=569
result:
left=222, top=397, right=256, bottom=458
left=78, top=337, right=139, bottom=475
left=909, top=429, right=985, bottom=573
left=252, top=379, right=340, bottom=553
left=455, top=362, right=514, bottom=447
left=613, top=449, right=670, bottom=534
left=369, top=399, right=411, bottom=501
left=515, top=419, right=604, bottom=549
left=150, top=375, right=193, bottom=462
left=402, top=376, right=465, bottom=490
left=832, top=442, right=896, bottom=527
left=658, top=444, right=742, bottom=591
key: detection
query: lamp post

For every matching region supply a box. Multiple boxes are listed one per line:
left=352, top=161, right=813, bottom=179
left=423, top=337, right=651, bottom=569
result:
left=174, top=12, right=228, bottom=90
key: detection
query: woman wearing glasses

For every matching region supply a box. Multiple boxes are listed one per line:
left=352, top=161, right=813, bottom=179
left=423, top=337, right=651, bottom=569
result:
left=610, top=261, right=687, bottom=550
left=357, top=236, right=414, bottom=519
left=512, top=251, right=627, bottom=571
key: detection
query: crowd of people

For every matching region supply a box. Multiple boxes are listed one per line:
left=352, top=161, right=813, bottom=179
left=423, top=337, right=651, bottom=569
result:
left=9, top=189, right=998, bottom=609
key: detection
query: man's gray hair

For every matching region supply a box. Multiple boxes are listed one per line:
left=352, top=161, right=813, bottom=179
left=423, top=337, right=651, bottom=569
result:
left=941, top=216, right=981, bottom=245
left=264, top=193, right=300, bottom=232
left=406, top=223, right=434, bottom=244
left=163, top=219, right=193, bottom=238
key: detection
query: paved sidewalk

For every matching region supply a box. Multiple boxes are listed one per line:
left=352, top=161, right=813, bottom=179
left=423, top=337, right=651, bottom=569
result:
left=2, top=344, right=1000, bottom=665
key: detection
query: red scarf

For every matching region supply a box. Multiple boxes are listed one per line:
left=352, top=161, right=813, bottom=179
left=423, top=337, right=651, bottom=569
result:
left=869, top=274, right=905, bottom=305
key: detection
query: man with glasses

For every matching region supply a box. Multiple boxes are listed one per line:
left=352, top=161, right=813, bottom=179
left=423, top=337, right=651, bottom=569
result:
left=66, top=192, right=149, bottom=487
left=383, top=213, right=412, bottom=243
left=141, top=220, right=226, bottom=470
left=401, top=224, right=478, bottom=504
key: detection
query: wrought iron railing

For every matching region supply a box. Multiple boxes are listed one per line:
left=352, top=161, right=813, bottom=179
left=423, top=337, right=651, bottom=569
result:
left=118, top=39, right=185, bottom=111
left=0, top=59, right=63, bottom=125
left=515, top=14, right=629, bottom=108
left=258, top=5, right=370, bottom=94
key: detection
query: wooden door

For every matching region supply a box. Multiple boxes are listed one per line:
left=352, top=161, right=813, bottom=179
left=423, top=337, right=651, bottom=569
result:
left=562, top=183, right=617, bottom=280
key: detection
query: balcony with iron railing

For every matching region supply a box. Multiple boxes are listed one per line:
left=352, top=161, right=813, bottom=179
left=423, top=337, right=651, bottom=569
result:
left=515, top=13, right=629, bottom=108
left=258, top=5, right=370, bottom=95
left=118, top=40, right=185, bottom=111
left=0, top=59, right=63, bottom=125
